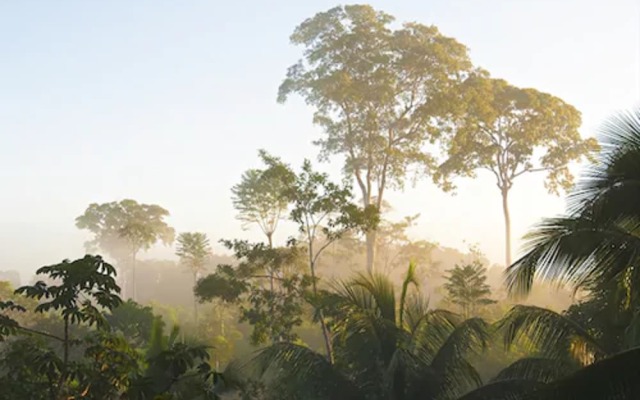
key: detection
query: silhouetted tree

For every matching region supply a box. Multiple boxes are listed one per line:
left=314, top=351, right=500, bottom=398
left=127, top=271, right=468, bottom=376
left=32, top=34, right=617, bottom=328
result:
left=176, top=232, right=212, bottom=321
left=76, top=199, right=175, bottom=300
left=443, top=262, right=496, bottom=318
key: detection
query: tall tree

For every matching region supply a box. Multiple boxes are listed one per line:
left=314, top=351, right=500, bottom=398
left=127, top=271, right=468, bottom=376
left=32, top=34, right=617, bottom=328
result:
left=278, top=5, right=474, bottom=272
left=505, top=109, right=640, bottom=298
left=176, top=232, right=212, bottom=322
left=285, top=158, right=379, bottom=362
left=76, top=199, right=175, bottom=301
left=437, top=75, right=598, bottom=267
left=232, top=150, right=295, bottom=303
left=231, top=150, right=294, bottom=247
left=443, top=261, right=496, bottom=319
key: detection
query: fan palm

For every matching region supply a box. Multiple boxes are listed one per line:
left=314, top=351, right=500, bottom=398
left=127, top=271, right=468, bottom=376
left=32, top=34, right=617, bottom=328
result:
left=247, top=263, right=490, bottom=400
left=506, top=110, right=640, bottom=301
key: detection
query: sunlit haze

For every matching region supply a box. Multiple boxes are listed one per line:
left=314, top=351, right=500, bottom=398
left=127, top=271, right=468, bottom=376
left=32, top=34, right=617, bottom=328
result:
left=1, top=0, right=638, bottom=280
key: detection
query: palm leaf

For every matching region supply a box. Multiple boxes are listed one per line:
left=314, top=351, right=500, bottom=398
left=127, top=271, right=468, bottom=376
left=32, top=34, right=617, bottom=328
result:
left=349, top=272, right=397, bottom=322
left=456, top=379, right=546, bottom=400
left=505, top=216, right=640, bottom=297
left=507, top=110, right=640, bottom=297
left=430, top=318, right=490, bottom=396
left=409, top=308, right=459, bottom=359
left=568, top=109, right=640, bottom=220
left=492, top=357, right=574, bottom=384
left=399, top=261, right=419, bottom=327
left=431, top=318, right=489, bottom=370
left=497, top=305, right=606, bottom=363
left=526, top=347, right=640, bottom=400
left=251, top=342, right=362, bottom=400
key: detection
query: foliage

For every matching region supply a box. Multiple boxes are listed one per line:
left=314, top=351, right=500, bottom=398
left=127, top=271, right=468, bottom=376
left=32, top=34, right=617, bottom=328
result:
left=0, top=255, right=225, bottom=400
left=176, top=232, right=212, bottom=278
left=285, top=157, right=379, bottom=361
left=375, top=213, right=424, bottom=272
left=437, top=74, right=598, bottom=266
left=460, top=347, right=640, bottom=400
left=497, top=305, right=605, bottom=366
left=176, top=231, right=212, bottom=321
left=279, top=4, right=474, bottom=271
left=231, top=150, right=295, bottom=245
left=506, top=109, right=640, bottom=298
left=76, top=199, right=175, bottom=260
left=443, top=262, right=496, bottom=318
left=106, top=299, right=160, bottom=346
left=249, top=265, right=489, bottom=400
left=76, top=199, right=175, bottom=300
left=196, top=239, right=310, bottom=345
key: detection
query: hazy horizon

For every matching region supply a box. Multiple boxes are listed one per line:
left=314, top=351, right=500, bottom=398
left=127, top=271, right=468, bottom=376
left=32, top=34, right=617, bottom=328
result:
left=1, top=0, right=639, bottom=280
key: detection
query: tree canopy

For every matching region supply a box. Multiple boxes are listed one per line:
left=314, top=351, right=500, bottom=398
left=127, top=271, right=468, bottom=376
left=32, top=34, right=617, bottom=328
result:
left=279, top=4, right=474, bottom=272
left=436, top=74, right=598, bottom=266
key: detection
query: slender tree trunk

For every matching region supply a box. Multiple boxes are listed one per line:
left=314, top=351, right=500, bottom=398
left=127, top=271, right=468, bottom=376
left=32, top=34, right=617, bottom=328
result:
left=309, top=242, right=334, bottom=363
left=193, top=272, right=198, bottom=323
left=266, top=232, right=278, bottom=342
left=501, top=187, right=512, bottom=268
left=362, top=192, right=377, bottom=274
left=131, top=250, right=137, bottom=302
left=56, top=317, right=70, bottom=399
left=366, top=230, right=377, bottom=273
left=63, top=317, right=69, bottom=366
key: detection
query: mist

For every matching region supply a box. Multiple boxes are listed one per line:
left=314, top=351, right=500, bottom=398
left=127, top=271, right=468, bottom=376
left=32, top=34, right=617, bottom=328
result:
left=1, top=1, right=639, bottom=399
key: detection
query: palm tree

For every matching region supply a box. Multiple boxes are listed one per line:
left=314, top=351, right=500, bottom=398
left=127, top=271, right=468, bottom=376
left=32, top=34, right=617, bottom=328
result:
left=506, top=110, right=640, bottom=301
left=246, top=263, right=490, bottom=400
left=477, top=109, right=640, bottom=399
left=457, top=347, right=640, bottom=400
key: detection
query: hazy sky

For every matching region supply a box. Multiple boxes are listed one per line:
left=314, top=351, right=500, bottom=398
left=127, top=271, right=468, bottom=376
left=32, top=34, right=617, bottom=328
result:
left=1, top=0, right=638, bottom=280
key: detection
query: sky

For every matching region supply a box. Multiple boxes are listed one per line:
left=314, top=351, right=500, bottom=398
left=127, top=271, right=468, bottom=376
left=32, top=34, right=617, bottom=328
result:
left=0, top=0, right=638, bottom=281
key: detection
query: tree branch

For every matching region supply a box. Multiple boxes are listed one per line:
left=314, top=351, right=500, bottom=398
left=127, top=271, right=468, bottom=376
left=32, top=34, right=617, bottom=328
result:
left=16, top=325, right=65, bottom=342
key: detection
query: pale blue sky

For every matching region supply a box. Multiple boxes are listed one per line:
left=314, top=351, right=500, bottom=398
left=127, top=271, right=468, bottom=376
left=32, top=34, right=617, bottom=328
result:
left=1, top=0, right=638, bottom=279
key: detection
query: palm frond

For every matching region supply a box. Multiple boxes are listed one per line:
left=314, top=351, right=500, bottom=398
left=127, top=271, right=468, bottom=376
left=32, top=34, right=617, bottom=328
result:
left=507, top=110, right=640, bottom=298
left=431, top=318, right=489, bottom=370
left=403, top=295, right=450, bottom=333
left=213, top=359, right=249, bottom=394
left=527, top=347, right=640, bottom=400
left=505, top=216, right=640, bottom=296
left=456, top=379, right=546, bottom=400
left=497, top=305, right=606, bottom=363
left=568, top=109, right=640, bottom=220
left=349, top=272, right=397, bottom=322
left=430, top=318, right=489, bottom=395
left=251, top=342, right=362, bottom=400
left=409, top=309, right=459, bottom=358
left=492, top=357, right=574, bottom=384
left=399, top=261, right=419, bottom=327
left=438, top=359, right=485, bottom=399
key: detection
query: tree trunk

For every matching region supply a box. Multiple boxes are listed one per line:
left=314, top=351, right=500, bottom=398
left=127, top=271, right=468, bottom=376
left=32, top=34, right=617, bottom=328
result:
left=501, top=187, right=512, bottom=268
left=63, top=317, right=69, bottom=366
left=309, top=242, right=334, bottom=363
left=366, top=230, right=377, bottom=273
left=131, top=251, right=137, bottom=302
left=266, top=232, right=278, bottom=342
left=193, top=272, right=198, bottom=323
left=56, top=317, right=70, bottom=399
